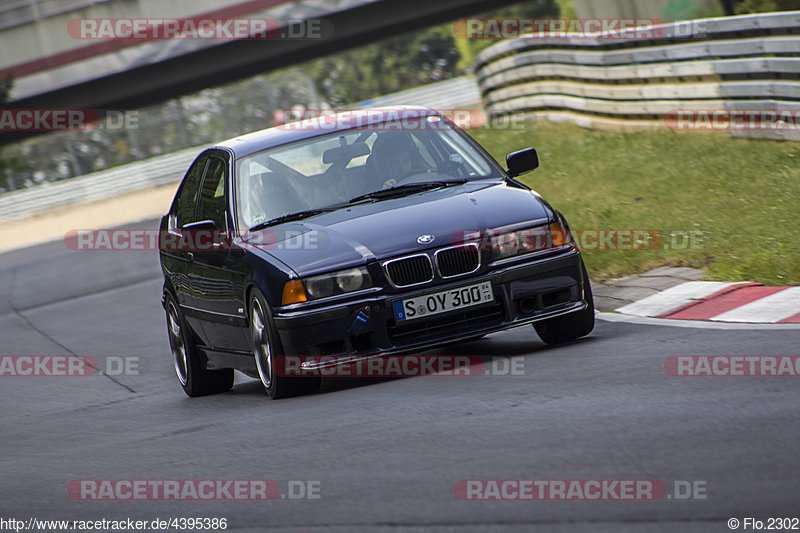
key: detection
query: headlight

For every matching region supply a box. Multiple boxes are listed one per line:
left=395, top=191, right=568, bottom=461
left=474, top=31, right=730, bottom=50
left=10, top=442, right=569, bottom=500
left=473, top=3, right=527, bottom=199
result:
left=335, top=267, right=367, bottom=292
left=491, top=223, right=572, bottom=261
left=303, top=266, right=372, bottom=300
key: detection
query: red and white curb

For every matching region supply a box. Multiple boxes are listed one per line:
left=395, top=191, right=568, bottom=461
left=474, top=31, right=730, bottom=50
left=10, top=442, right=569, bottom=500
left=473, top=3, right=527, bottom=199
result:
left=616, top=282, right=800, bottom=324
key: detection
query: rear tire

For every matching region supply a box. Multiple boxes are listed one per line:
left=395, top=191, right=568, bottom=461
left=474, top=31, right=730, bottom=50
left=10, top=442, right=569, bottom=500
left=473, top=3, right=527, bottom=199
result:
left=165, top=294, right=234, bottom=397
left=534, top=262, right=595, bottom=345
left=249, top=289, right=320, bottom=399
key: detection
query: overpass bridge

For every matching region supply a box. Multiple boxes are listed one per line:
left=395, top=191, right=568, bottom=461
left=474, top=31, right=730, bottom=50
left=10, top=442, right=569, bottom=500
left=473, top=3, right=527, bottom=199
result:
left=0, top=0, right=518, bottom=146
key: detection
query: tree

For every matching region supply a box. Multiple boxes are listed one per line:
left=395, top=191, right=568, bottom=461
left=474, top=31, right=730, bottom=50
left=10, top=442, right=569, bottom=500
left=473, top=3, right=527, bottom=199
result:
left=732, top=0, right=794, bottom=13
left=304, top=0, right=560, bottom=107
left=720, top=0, right=800, bottom=13
left=455, top=0, right=561, bottom=70
left=0, top=76, right=28, bottom=193
left=305, top=26, right=463, bottom=107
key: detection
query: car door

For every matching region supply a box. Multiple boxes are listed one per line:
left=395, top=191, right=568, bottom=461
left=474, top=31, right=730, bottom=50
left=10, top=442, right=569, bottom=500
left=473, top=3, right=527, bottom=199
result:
left=188, top=152, right=250, bottom=352
left=162, top=153, right=208, bottom=338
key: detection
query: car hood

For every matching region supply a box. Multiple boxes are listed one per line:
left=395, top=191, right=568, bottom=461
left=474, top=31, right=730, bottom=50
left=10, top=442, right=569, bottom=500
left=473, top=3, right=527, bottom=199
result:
left=243, top=180, right=552, bottom=277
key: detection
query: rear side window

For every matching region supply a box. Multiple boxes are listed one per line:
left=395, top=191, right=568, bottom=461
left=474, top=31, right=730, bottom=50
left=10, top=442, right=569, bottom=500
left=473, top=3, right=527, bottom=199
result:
left=196, top=157, right=228, bottom=229
left=174, top=157, right=207, bottom=228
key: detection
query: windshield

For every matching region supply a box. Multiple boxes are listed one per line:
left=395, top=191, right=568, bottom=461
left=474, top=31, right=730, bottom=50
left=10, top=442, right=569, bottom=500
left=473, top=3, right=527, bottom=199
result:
left=235, top=119, right=502, bottom=230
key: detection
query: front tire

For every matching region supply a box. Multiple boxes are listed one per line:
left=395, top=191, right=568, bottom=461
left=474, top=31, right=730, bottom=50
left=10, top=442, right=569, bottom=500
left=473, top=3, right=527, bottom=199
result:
left=534, top=262, right=595, bottom=345
left=249, top=289, right=320, bottom=399
left=165, top=294, right=234, bottom=397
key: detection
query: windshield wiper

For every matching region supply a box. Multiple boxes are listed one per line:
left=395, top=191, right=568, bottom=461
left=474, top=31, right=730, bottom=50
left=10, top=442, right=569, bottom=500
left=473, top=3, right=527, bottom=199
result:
left=248, top=208, right=336, bottom=232
left=348, top=180, right=465, bottom=205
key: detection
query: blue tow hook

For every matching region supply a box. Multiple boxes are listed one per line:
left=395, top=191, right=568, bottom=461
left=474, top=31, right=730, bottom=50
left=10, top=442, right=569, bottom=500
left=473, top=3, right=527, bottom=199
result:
left=348, top=306, right=370, bottom=337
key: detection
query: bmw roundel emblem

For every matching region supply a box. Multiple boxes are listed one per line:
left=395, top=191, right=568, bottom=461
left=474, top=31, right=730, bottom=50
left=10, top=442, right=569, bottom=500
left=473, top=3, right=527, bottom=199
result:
left=417, top=234, right=435, bottom=244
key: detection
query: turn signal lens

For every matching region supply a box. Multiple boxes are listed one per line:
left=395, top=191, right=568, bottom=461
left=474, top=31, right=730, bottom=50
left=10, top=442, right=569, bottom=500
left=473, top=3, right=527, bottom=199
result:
left=550, top=222, right=568, bottom=247
left=282, top=279, right=308, bottom=305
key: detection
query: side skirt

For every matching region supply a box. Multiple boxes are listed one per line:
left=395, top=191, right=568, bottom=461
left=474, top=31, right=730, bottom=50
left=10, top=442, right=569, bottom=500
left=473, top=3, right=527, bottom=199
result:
left=199, top=347, right=254, bottom=372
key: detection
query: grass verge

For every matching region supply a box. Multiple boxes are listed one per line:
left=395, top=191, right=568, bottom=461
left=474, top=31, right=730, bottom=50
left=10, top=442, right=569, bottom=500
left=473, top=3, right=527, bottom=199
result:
left=470, top=122, right=800, bottom=285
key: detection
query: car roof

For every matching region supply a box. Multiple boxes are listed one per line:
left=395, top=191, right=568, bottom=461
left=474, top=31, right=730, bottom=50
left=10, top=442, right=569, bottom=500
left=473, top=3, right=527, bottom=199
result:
left=211, top=105, right=441, bottom=158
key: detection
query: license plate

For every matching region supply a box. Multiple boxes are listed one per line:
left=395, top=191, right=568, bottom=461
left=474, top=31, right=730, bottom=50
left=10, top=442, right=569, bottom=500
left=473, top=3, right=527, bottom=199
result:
left=393, top=281, right=494, bottom=323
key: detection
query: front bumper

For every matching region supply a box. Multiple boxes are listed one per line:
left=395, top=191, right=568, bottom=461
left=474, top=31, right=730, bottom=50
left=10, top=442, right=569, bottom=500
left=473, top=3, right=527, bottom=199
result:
left=272, top=248, right=587, bottom=362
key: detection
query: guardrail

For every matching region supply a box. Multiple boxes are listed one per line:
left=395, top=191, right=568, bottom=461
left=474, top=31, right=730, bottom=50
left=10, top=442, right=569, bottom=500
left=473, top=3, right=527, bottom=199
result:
left=358, top=75, right=481, bottom=111
left=474, top=11, right=800, bottom=141
left=0, top=75, right=481, bottom=223
left=0, top=146, right=201, bottom=223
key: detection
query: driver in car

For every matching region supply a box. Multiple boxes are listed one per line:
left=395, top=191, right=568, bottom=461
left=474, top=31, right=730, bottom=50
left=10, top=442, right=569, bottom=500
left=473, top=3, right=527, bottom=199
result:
left=367, top=132, right=430, bottom=190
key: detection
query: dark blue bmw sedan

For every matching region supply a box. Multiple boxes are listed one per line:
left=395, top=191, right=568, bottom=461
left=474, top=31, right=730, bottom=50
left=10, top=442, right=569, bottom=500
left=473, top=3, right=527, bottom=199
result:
left=159, top=106, right=593, bottom=399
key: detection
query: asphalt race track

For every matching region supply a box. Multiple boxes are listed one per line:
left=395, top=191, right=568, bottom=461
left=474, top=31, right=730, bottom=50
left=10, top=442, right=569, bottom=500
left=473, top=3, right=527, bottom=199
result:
left=1, top=219, right=799, bottom=532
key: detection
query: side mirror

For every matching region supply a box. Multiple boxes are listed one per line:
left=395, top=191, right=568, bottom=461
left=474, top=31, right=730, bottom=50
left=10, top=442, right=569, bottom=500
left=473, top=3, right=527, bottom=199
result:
left=180, top=219, right=228, bottom=250
left=182, top=219, right=216, bottom=231
left=506, top=148, right=539, bottom=178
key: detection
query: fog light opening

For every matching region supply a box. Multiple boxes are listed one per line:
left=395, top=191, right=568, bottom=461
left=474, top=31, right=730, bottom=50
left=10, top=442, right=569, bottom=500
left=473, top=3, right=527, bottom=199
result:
left=519, top=297, right=538, bottom=314
left=542, top=288, right=572, bottom=308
